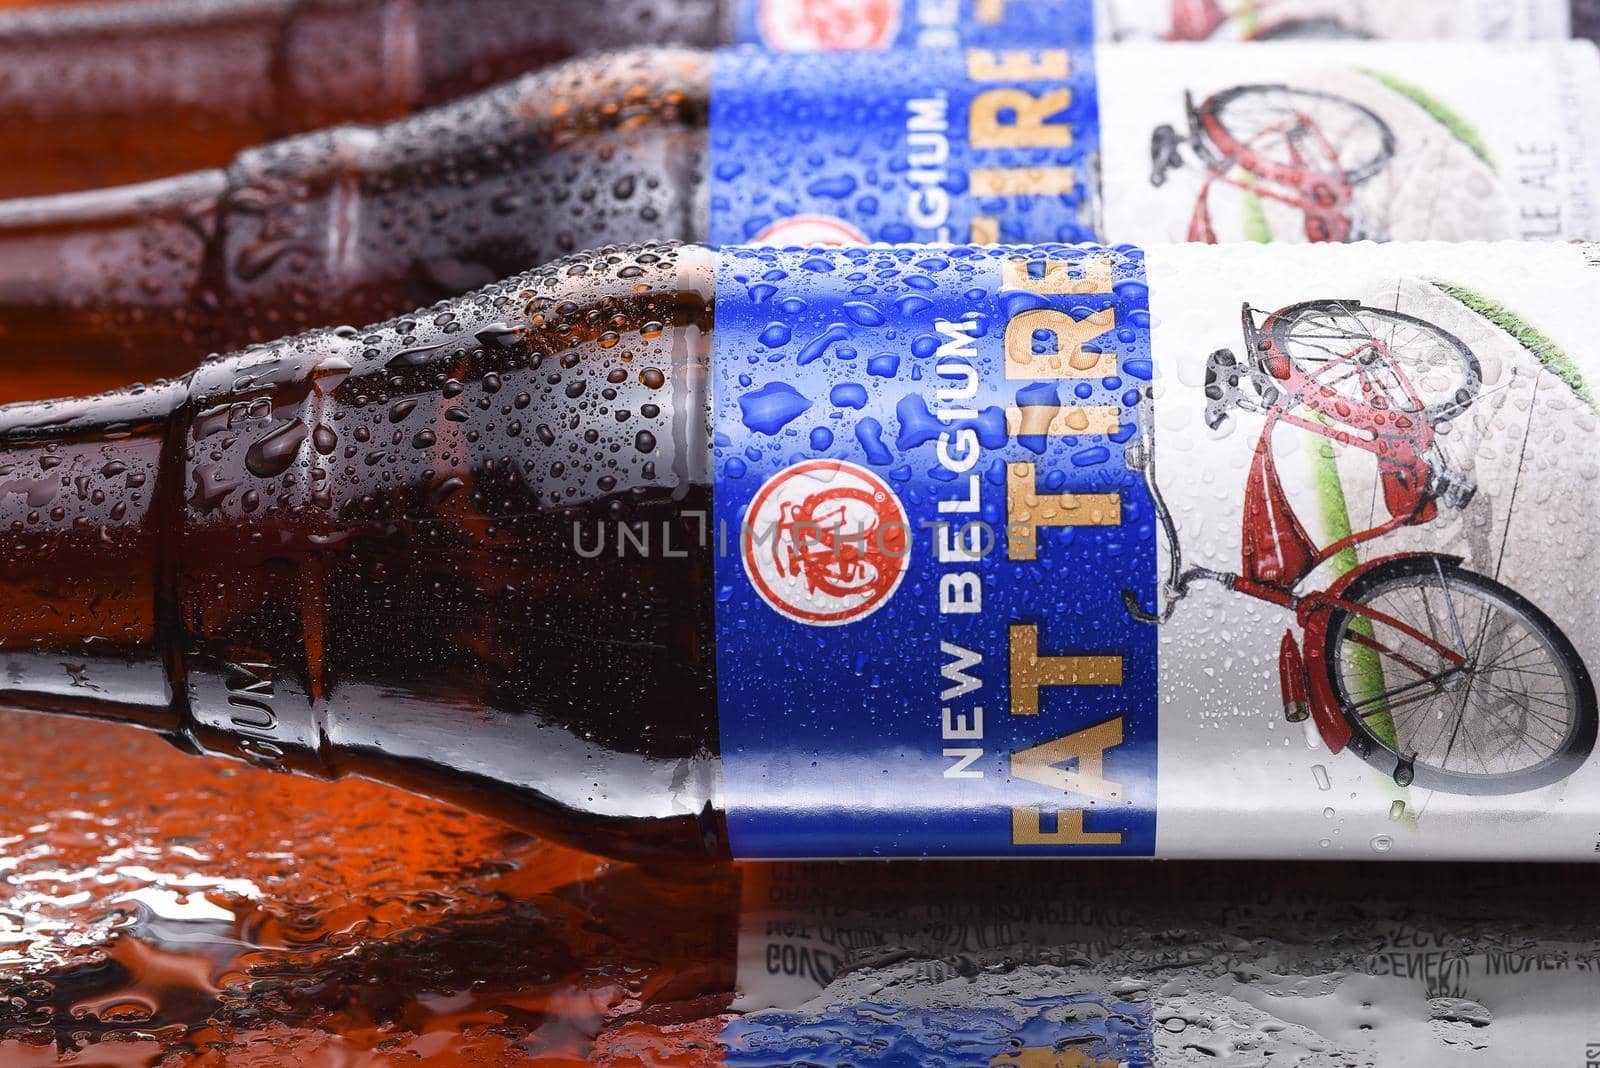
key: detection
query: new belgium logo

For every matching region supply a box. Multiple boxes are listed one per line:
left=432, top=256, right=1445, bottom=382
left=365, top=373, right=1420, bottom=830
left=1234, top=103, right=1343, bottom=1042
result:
left=754, top=214, right=870, bottom=248
left=757, top=0, right=903, bottom=52
left=743, top=460, right=911, bottom=626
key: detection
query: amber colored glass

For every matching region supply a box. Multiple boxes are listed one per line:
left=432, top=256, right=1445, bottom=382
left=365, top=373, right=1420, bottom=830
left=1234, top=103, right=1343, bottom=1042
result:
left=0, top=709, right=738, bottom=1063
left=0, top=49, right=709, bottom=405
left=0, top=0, right=728, bottom=197
left=0, top=243, right=724, bottom=861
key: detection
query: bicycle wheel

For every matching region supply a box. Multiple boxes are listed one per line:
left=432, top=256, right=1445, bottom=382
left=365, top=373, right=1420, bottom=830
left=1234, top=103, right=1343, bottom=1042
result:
left=1324, top=557, right=1597, bottom=795
left=1200, top=85, right=1395, bottom=185
left=1267, top=300, right=1481, bottom=423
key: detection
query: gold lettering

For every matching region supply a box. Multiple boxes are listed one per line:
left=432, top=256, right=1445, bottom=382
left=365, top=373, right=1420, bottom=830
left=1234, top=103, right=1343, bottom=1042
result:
left=969, top=216, right=1001, bottom=244
left=1011, top=807, right=1122, bottom=848
left=971, top=88, right=1073, bottom=149
left=967, top=49, right=1070, bottom=82
left=971, top=166, right=1077, bottom=198
left=975, top=0, right=1009, bottom=23
left=1006, top=405, right=1120, bottom=438
left=1009, top=627, right=1123, bottom=712
left=1007, top=465, right=1121, bottom=560
left=1004, top=308, right=1117, bottom=379
left=991, top=1045, right=1122, bottom=1068
left=1011, top=719, right=1125, bottom=801
left=1000, top=256, right=1112, bottom=295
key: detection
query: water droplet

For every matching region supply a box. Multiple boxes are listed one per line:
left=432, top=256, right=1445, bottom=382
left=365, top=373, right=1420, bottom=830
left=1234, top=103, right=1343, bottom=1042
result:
left=244, top=419, right=309, bottom=478
left=1393, top=755, right=1416, bottom=788
left=739, top=383, right=812, bottom=435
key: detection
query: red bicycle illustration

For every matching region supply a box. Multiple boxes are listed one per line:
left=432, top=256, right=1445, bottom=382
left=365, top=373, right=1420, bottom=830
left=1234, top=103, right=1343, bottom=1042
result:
left=1151, top=85, right=1395, bottom=243
left=1124, top=299, right=1597, bottom=794
left=1168, top=0, right=1370, bottom=41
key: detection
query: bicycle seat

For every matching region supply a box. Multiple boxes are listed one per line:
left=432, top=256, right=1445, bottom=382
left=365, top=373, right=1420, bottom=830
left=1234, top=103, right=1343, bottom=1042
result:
left=1150, top=124, right=1183, bottom=187
left=1204, top=348, right=1246, bottom=430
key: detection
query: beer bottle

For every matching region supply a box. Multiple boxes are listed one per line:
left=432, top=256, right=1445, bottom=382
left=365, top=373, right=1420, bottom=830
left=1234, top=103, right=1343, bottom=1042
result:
left=0, top=0, right=729, bottom=197
left=7, top=238, right=1599, bottom=863
left=5, top=0, right=1596, bottom=198
left=6, top=38, right=1600, bottom=401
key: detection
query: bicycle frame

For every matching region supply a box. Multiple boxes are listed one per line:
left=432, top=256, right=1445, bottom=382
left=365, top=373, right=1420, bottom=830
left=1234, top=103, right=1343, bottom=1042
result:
left=1128, top=302, right=1469, bottom=754
left=1187, top=100, right=1356, bottom=243
left=1239, top=302, right=1437, bottom=588
left=1170, top=0, right=1320, bottom=41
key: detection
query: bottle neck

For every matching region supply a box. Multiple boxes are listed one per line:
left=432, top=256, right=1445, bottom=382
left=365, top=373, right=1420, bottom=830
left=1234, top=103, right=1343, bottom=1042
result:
left=0, top=46, right=713, bottom=404
left=0, top=243, right=724, bottom=859
left=409, top=0, right=730, bottom=102
left=0, top=173, right=225, bottom=403
left=0, top=380, right=190, bottom=734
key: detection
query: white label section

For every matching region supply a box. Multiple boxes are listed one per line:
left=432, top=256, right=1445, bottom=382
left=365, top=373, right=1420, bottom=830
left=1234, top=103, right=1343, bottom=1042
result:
left=1096, top=0, right=1573, bottom=42
left=1099, top=42, right=1600, bottom=244
left=1143, top=240, right=1600, bottom=862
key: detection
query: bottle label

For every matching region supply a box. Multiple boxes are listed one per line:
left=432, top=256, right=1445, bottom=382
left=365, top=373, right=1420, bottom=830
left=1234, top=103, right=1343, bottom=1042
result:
left=1099, top=0, right=1573, bottom=41
left=731, top=0, right=1096, bottom=52
left=710, top=41, right=1600, bottom=250
left=732, top=0, right=1574, bottom=51
left=711, top=241, right=1600, bottom=860
left=1099, top=41, right=1600, bottom=245
left=708, top=46, right=1101, bottom=246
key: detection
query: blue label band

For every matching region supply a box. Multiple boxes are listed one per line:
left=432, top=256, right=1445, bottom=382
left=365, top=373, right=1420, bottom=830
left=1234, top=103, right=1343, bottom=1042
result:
left=709, top=46, right=1101, bottom=247
left=724, top=995, right=1153, bottom=1066
left=712, top=245, right=1158, bottom=859
left=733, top=0, right=1095, bottom=52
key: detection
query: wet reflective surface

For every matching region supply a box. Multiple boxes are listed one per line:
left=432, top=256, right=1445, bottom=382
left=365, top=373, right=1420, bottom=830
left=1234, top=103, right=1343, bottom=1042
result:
left=0, top=708, right=735, bottom=1064
left=3, top=705, right=1597, bottom=1066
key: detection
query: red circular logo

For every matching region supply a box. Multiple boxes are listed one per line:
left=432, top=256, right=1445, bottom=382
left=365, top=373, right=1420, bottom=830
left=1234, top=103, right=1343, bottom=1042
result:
left=742, top=459, right=911, bottom=626
left=753, top=214, right=871, bottom=248
left=757, top=0, right=904, bottom=51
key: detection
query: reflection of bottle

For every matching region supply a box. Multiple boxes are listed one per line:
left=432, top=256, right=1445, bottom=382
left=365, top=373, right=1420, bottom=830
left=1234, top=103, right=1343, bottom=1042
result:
left=4, top=240, right=1599, bottom=862
left=11, top=839, right=1600, bottom=1061
left=7, top=41, right=1600, bottom=402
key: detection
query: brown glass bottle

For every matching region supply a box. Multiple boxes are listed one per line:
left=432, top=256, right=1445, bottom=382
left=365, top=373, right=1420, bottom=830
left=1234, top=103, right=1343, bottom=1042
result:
left=0, top=49, right=710, bottom=404
left=11, top=0, right=1600, bottom=199
left=0, top=242, right=724, bottom=862
left=0, top=0, right=729, bottom=197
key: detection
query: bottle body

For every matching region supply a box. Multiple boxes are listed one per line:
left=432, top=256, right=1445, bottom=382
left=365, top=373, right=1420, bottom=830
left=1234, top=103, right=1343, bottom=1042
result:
left=9, top=37, right=1600, bottom=401
left=0, top=49, right=713, bottom=402
left=0, top=0, right=730, bottom=197
left=0, top=243, right=727, bottom=861
left=8, top=238, right=1600, bottom=862
left=4, top=0, right=1596, bottom=199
